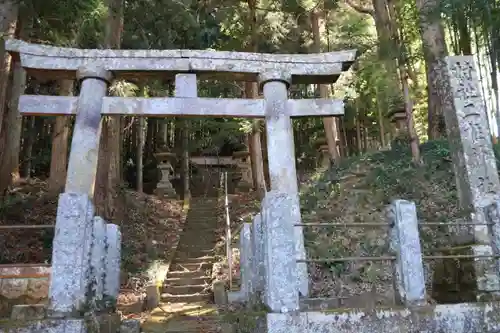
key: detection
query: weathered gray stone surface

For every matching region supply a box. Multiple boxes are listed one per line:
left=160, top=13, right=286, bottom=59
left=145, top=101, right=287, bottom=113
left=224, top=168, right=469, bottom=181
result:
left=90, top=216, right=106, bottom=308
left=19, top=95, right=77, bottom=115
left=175, top=74, right=197, bottom=98
left=227, top=290, right=244, bottom=303
left=102, top=97, right=344, bottom=117
left=387, top=199, right=426, bottom=306
left=251, top=213, right=265, bottom=299
left=240, top=223, right=253, bottom=301
left=65, top=65, right=110, bottom=197
left=104, top=224, right=121, bottom=309
left=213, top=280, right=229, bottom=305
left=19, top=94, right=344, bottom=118
left=261, top=79, right=298, bottom=194
left=119, top=319, right=140, bottom=333
left=470, top=244, right=500, bottom=294
left=6, top=39, right=356, bottom=83
left=0, top=315, right=121, bottom=333
left=264, top=302, right=500, bottom=333
left=10, top=304, right=46, bottom=321
left=0, top=319, right=87, bottom=333
left=261, top=77, right=310, bottom=297
left=48, top=193, right=94, bottom=317
left=486, top=200, right=500, bottom=278
left=442, top=56, right=500, bottom=240
left=442, top=55, right=500, bottom=296
left=261, top=191, right=299, bottom=312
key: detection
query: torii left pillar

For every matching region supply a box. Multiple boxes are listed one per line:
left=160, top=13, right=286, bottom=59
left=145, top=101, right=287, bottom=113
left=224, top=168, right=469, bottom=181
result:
left=48, top=65, right=112, bottom=317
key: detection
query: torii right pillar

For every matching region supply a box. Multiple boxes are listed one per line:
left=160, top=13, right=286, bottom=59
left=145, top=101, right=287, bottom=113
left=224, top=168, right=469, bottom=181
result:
left=258, top=70, right=346, bottom=298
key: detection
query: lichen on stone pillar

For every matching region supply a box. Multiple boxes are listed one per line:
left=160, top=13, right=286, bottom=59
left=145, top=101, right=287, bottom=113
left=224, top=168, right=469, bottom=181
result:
left=259, top=72, right=309, bottom=298
left=65, top=64, right=112, bottom=198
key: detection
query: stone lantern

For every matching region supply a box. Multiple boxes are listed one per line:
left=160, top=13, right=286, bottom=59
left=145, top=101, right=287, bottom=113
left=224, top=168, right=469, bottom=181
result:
left=389, top=108, right=407, bottom=133
left=318, top=144, right=330, bottom=168
left=232, top=150, right=253, bottom=190
left=314, top=137, right=330, bottom=168
left=154, top=151, right=177, bottom=198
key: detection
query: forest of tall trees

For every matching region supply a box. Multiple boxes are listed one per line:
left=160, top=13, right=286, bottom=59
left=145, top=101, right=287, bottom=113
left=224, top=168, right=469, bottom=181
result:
left=0, top=0, right=499, bottom=220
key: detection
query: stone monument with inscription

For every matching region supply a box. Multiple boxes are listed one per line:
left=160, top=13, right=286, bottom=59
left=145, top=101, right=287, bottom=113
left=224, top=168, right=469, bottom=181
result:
left=439, top=55, right=500, bottom=301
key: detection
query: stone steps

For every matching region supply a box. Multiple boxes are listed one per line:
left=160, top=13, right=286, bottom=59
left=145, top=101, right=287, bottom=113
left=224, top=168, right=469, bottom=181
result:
left=141, top=194, right=229, bottom=332
left=175, top=246, right=217, bottom=253
left=163, top=283, right=211, bottom=295
left=182, top=223, right=219, bottom=227
left=170, top=262, right=212, bottom=272
left=174, top=251, right=216, bottom=258
left=181, top=225, right=219, bottom=230
left=144, top=196, right=222, bottom=331
left=161, top=316, right=221, bottom=333
left=161, top=292, right=212, bottom=303
left=181, top=227, right=219, bottom=232
left=173, top=255, right=216, bottom=263
left=176, top=240, right=216, bottom=245
left=165, top=276, right=212, bottom=286
left=167, top=270, right=209, bottom=279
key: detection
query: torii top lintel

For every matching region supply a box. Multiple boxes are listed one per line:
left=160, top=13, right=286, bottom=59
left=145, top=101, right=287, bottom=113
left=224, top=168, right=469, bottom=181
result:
left=6, top=39, right=357, bottom=84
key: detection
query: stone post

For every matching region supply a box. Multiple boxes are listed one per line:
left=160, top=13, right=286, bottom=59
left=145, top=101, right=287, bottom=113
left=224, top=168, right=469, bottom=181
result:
left=252, top=213, right=265, bottom=301
left=387, top=199, right=426, bottom=306
left=259, top=71, right=308, bottom=298
left=104, top=224, right=122, bottom=311
left=261, top=191, right=299, bottom=312
left=90, top=216, right=107, bottom=310
left=240, top=223, right=254, bottom=301
left=48, top=65, right=111, bottom=317
left=442, top=56, right=500, bottom=299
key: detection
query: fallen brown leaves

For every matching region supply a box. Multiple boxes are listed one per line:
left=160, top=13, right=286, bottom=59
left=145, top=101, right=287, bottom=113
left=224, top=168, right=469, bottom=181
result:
left=0, top=178, right=186, bottom=295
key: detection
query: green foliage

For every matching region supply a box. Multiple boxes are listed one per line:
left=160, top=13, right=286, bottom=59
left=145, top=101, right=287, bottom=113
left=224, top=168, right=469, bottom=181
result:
left=24, top=0, right=107, bottom=46
left=299, top=139, right=460, bottom=284
left=221, top=302, right=269, bottom=333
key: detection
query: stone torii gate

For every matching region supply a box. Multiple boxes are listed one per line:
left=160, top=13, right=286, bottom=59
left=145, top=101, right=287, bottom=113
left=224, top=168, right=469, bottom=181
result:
left=6, top=39, right=356, bottom=331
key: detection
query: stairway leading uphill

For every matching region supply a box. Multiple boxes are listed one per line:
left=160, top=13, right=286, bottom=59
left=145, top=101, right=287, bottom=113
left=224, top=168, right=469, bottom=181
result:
left=142, top=196, right=223, bottom=333
left=162, top=197, right=220, bottom=303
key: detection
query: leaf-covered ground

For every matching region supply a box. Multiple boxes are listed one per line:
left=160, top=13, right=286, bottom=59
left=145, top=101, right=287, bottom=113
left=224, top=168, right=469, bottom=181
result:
left=299, top=138, right=500, bottom=302
left=4, top=139, right=493, bottom=308
left=0, top=179, right=186, bottom=298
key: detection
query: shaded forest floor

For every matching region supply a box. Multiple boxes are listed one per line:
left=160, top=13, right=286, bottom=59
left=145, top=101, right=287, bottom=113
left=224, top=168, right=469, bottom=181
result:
left=1, top=138, right=492, bottom=310
left=0, top=179, right=261, bottom=320
left=0, top=180, right=186, bottom=319
left=300, top=138, right=496, bottom=302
